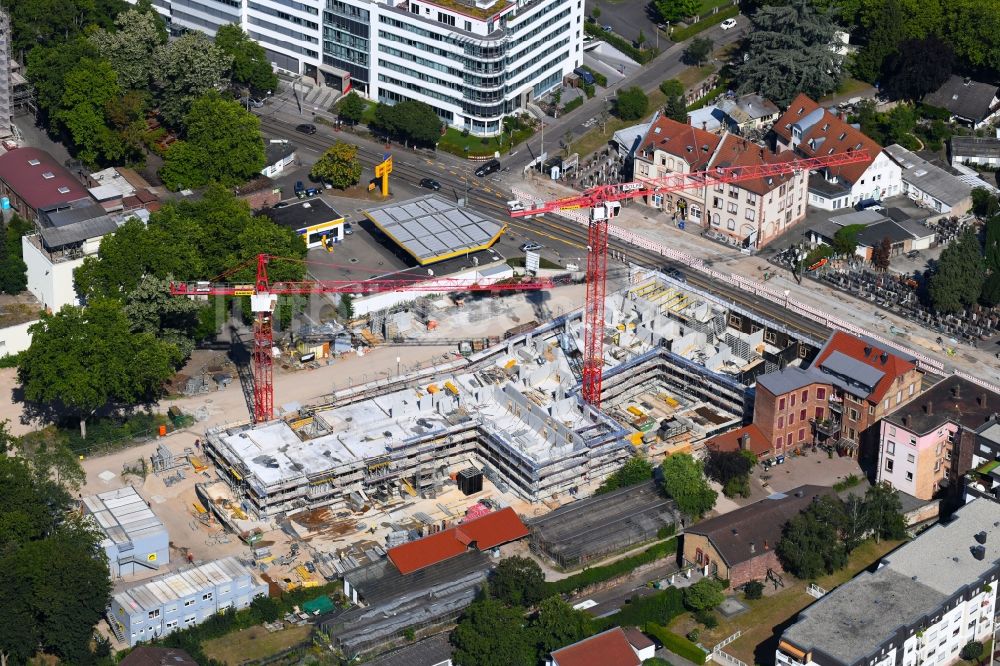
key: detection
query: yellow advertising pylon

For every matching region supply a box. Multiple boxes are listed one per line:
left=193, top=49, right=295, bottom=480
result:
left=374, top=152, right=392, bottom=197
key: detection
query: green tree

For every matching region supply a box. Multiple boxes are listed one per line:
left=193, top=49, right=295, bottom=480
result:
left=704, top=448, right=756, bottom=499
left=490, top=556, right=546, bottom=608
left=215, top=24, right=278, bottom=94
left=879, top=36, right=954, bottom=101
left=135, top=0, right=169, bottom=42
left=683, top=577, right=725, bottom=612
left=17, top=301, right=181, bottom=438
left=660, top=453, right=717, bottom=518
left=90, top=8, right=166, bottom=90
left=945, top=0, right=1000, bottom=74
left=55, top=57, right=124, bottom=167
left=841, top=492, right=869, bottom=551
left=614, top=86, right=649, bottom=120
left=929, top=229, right=985, bottom=313
left=25, top=38, right=100, bottom=122
left=661, top=79, right=687, bottom=122
left=737, top=0, right=842, bottom=106
left=153, top=32, right=233, bottom=127
left=591, top=6, right=601, bottom=19
left=0, top=456, right=112, bottom=665
left=984, top=214, right=1000, bottom=270
left=311, top=142, right=362, bottom=189
left=863, top=484, right=907, bottom=543
left=743, top=580, right=764, bottom=600
left=653, top=0, right=699, bottom=23
left=831, top=225, right=863, bottom=259
left=7, top=0, right=125, bottom=54
left=451, top=598, right=536, bottom=666
left=160, top=92, right=266, bottom=189
left=597, top=456, right=655, bottom=494
left=337, top=92, right=367, bottom=125
left=972, top=188, right=1000, bottom=218
left=0, top=220, right=28, bottom=295
left=981, top=272, right=1000, bottom=308
left=124, top=275, right=204, bottom=361
left=851, top=0, right=909, bottom=82
left=683, top=37, right=714, bottom=66
left=777, top=495, right=848, bottom=578
left=533, top=596, right=595, bottom=656
left=373, top=100, right=443, bottom=147
left=961, top=640, right=985, bottom=662
left=338, top=293, right=355, bottom=320
left=17, top=428, right=86, bottom=489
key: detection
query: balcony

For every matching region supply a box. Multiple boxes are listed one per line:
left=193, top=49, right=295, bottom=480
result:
left=814, top=418, right=841, bottom=438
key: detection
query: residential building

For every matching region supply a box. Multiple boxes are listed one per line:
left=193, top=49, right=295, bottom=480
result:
left=265, top=197, right=344, bottom=249
left=753, top=331, right=923, bottom=457
left=772, top=94, right=901, bottom=210
left=632, top=115, right=809, bottom=248
left=0, top=147, right=91, bottom=221
left=687, top=105, right=726, bottom=133
left=777, top=498, right=1000, bottom=666
left=682, top=485, right=836, bottom=588
left=966, top=418, right=1000, bottom=504
left=119, top=647, right=198, bottom=666
left=805, top=208, right=935, bottom=261
left=878, top=376, right=1000, bottom=500
left=717, top=93, right=780, bottom=135
left=884, top=144, right=973, bottom=216
left=22, top=207, right=150, bottom=312
left=108, top=557, right=268, bottom=647
left=951, top=135, right=1000, bottom=169
left=82, top=486, right=169, bottom=579
left=262, top=140, right=297, bottom=178
left=547, top=627, right=653, bottom=666
left=923, top=75, right=1000, bottom=129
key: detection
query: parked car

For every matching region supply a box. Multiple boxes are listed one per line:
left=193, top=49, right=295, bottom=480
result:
left=475, top=158, right=501, bottom=177
left=855, top=198, right=883, bottom=211
left=602, top=24, right=613, bottom=32
left=573, top=67, right=596, bottom=86
left=295, top=123, right=317, bottom=134
left=520, top=242, right=543, bottom=252
left=420, top=178, right=441, bottom=190
left=344, top=222, right=354, bottom=235
left=295, top=181, right=320, bottom=198
left=720, top=17, right=738, bottom=30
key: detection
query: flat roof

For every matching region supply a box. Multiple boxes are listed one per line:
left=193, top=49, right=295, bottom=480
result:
left=885, top=144, right=972, bottom=206
left=952, top=136, right=1000, bottom=159
left=113, top=557, right=260, bottom=613
left=83, top=486, right=166, bottom=548
left=364, top=195, right=506, bottom=265
left=266, top=198, right=343, bottom=230
left=782, top=499, right=1000, bottom=664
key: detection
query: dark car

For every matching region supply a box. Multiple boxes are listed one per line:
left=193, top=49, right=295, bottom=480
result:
left=294, top=181, right=306, bottom=197
left=295, top=123, right=317, bottom=134
left=420, top=178, right=441, bottom=190
left=344, top=222, right=353, bottom=235
left=475, top=159, right=501, bottom=177
left=666, top=267, right=685, bottom=282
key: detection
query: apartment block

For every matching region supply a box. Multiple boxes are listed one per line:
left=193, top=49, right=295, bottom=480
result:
left=631, top=114, right=809, bottom=248
left=967, top=418, right=1000, bottom=503
left=777, top=499, right=1000, bottom=666
left=772, top=93, right=901, bottom=210
left=878, top=376, right=1000, bottom=500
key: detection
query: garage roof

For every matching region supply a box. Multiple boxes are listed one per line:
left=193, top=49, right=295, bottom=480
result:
left=363, top=195, right=506, bottom=265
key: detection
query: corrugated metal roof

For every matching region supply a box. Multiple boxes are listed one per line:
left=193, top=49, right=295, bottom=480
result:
left=83, top=487, right=166, bottom=547
left=114, top=557, right=258, bottom=613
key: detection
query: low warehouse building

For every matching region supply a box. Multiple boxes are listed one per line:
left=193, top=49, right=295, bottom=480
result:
left=681, top=485, right=835, bottom=588
left=108, top=557, right=268, bottom=647
left=266, top=197, right=344, bottom=249
left=82, top=486, right=168, bottom=579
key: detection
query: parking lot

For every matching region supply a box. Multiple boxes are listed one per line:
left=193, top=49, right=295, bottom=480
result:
left=584, top=0, right=658, bottom=44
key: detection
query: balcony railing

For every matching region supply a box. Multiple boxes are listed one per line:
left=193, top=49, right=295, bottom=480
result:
left=814, top=418, right=841, bottom=437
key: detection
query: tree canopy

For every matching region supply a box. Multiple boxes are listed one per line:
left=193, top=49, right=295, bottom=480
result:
left=450, top=598, right=536, bottom=666
left=777, top=495, right=849, bottom=579
left=614, top=87, right=649, bottom=121
left=653, top=0, right=700, bottom=23
left=153, top=32, right=232, bottom=127
left=490, top=556, right=547, bottom=608
left=0, top=216, right=29, bottom=295
left=17, top=300, right=181, bottom=437
left=311, top=142, right=362, bottom=189
left=683, top=37, right=714, bottom=66
left=371, top=100, right=443, bottom=147
left=597, top=456, right=654, bottom=494
left=532, top=597, right=595, bottom=656
left=704, top=448, right=756, bottom=498
left=160, top=92, right=266, bottom=190
left=928, top=229, right=985, bottom=313
left=683, top=577, right=725, bottom=611
left=879, top=36, right=954, bottom=101
left=660, top=453, right=717, bottom=518
left=661, top=79, right=688, bottom=123
left=89, top=8, right=165, bottom=90
left=337, top=92, right=367, bottom=125
left=0, top=455, right=112, bottom=665
left=215, top=24, right=278, bottom=94
left=737, top=0, right=842, bottom=106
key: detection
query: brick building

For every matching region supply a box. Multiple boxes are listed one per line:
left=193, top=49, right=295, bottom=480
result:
left=750, top=332, right=923, bottom=458
left=0, top=147, right=91, bottom=220
left=681, top=485, right=836, bottom=589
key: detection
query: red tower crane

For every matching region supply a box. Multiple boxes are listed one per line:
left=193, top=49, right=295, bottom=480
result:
left=509, top=149, right=871, bottom=409
left=169, top=253, right=553, bottom=423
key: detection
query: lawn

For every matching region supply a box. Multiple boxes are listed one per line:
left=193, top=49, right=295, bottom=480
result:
left=820, top=78, right=872, bottom=102
left=669, top=539, right=904, bottom=666
left=201, top=624, right=312, bottom=665
left=699, top=0, right=734, bottom=13
left=438, top=125, right=534, bottom=158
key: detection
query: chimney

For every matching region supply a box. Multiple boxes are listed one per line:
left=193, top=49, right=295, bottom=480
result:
left=739, top=433, right=749, bottom=451
left=749, top=541, right=756, bottom=554
left=864, top=345, right=872, bottom=357
left=924, top=401, right=933, bottom=415
left=880, top=352, right=888, bottom=365
left=972, top=545, right=986, bottom=561
left=688, top=114, right=694, bottom=126
left=975, top=531, right=988, bottom=545
left=953, top=382, right=962, bottom=398
left=902, top=415, right=909, bottom=427
left=732, top=528, right=739, bottom=535
left=702, top=121, right=708, bottom=132
left=979, top=393, right=988, bottom=407
left=763, top=539, right=769, bottom=549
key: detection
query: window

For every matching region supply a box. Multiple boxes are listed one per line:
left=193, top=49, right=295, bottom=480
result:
left=798, top=427, right=805, bottom=441
left=166, top=620, right=178, bottom=629
left=712, top=213, right=720, bottom=226
left=817, top=388, right=826, bottom=400
left=713, top=197, right=722, bottom=208
left=791, top=393, right=797, bottom=407
left=203, top=592, right=213, bottom=601
left=869, top=405, right=875, bottom=415
left=727, top=202, right=738, bottom=213
left=907, top=453, right=914, bottom=463
left=778, top=416, right=784, bottom=428
left=815, top=407, right=824, bottom=419
left=437, top=11, right=455, bottom=25
left=148, top=610, right=160, bottom=619
left=799, top=409, right=806, bottom=421
left=801, top=389, right=809, bottom=403
left=906, top=471, right=913, bottom=481
left=184, top=599, right=195, bottom=607
left=850, top=408, right=860, bottom=421
left=184, top=615, right=196, bottom=624
left=464, top=20, right=471, bottom=30
left=747, top=193, right=757, bottom=205
left=779, top=398, right=785, bottom=410
left=887, top=442, right=895, bottom=455
left=909, top=383, right=915, bottom=396
left=777, top=435, right=784, bottom=448
left=790, top=412, right=795, bottom=425
left=885, top=458, right=894, bottom=472
left=727, top=218, right=735, bottom=230
left=745, top=209, right=755, bottom=221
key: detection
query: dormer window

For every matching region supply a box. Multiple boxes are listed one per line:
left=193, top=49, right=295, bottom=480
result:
left=822, top=123, right=829, bottom=131
left=854, top=143, right=862, bottom=150
left=28, top=159, right=40, bottom=166
left=797, top=107, right=804, bottom=113
left=828, top=148, right=835, bottom=154
left=42, top=172, right=54, bottom=179
left=838, top=132, right=846, bottom=140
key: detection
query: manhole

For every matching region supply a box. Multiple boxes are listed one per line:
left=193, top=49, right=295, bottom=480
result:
left=349, top=258, right=359, bottom=264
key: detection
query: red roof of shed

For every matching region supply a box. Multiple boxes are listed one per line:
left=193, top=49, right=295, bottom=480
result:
left=0, top=147, right=91, bottom=211
left=551, top=628, right=641, bottom=666
left=387, top=507, right=529, bottom=575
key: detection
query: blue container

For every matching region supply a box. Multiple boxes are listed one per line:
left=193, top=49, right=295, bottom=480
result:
left=1, top=197, right=9, bottom=210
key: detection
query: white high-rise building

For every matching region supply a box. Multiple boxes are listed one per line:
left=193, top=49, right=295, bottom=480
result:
left=142, top=0, right=583, bottom=135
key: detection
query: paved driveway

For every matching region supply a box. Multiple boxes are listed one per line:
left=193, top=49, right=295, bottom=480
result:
left=585, top=0, right=657, bottom=44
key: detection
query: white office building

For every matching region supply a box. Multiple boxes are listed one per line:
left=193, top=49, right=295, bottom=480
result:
left=138, top=0, right=583, bottom=135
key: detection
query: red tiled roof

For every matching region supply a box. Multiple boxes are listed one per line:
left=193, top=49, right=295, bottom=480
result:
left=708, top=134, right=801, bottom=196
left=639, top=115, right=722, bottom=171
left=772, top=93, right=880, bottom=185
left=704, top=424, right=772, bottom=457
left=0, top=147, right=91, bottom=211
left=813, top=331, right=916, bottom=403
left=551, top=628, right=641, bottom=666
left=387, top=507, right=528, bottom=575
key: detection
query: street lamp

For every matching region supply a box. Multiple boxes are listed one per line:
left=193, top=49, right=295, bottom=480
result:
left=396, top=356, right=401, bottom=376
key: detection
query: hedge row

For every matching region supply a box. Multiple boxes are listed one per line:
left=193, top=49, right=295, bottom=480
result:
left=644, top=623, right=708, bottom=665
left=595, top=587, right=685, bottom=631
left=584, top=22, right=660, bottom=64
left=671, top=5, right=739, bottom=43
left=543, top=538, right=677, bottom=596
left=686, top=85, right=727, bottom=112
left=563, top=97, right=584, bottom=113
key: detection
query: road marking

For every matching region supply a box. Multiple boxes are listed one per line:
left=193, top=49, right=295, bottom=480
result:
left=507, top=221, right=587, bottom=250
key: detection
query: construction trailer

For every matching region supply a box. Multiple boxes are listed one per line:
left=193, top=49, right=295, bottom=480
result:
left=82, top=486, right=169, bottom=578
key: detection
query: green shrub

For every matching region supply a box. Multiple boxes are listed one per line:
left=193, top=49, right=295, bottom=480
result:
left=657, top=524, right=677, bottom=539
left=686, top=628, right=700, bottom=642
left=583, top=83, right=596, bottom=98
left=543, top=538, right=677, bottom=596
left=694, top=609, right=719, bottom=628
left=580, top=65, right=608, bottom=87
left=595, top=588, right=685, bottom=630
left=671, top=5, right=738, bottom=42
left=743, top=580, right=764, bottom=600
left=0, top=352, right=20, bottom=368
left=563, top=97, right=584, bottom=113
left=833, top=474, right=862, bottom=491
left=644, top=624, right=707, bottom=664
